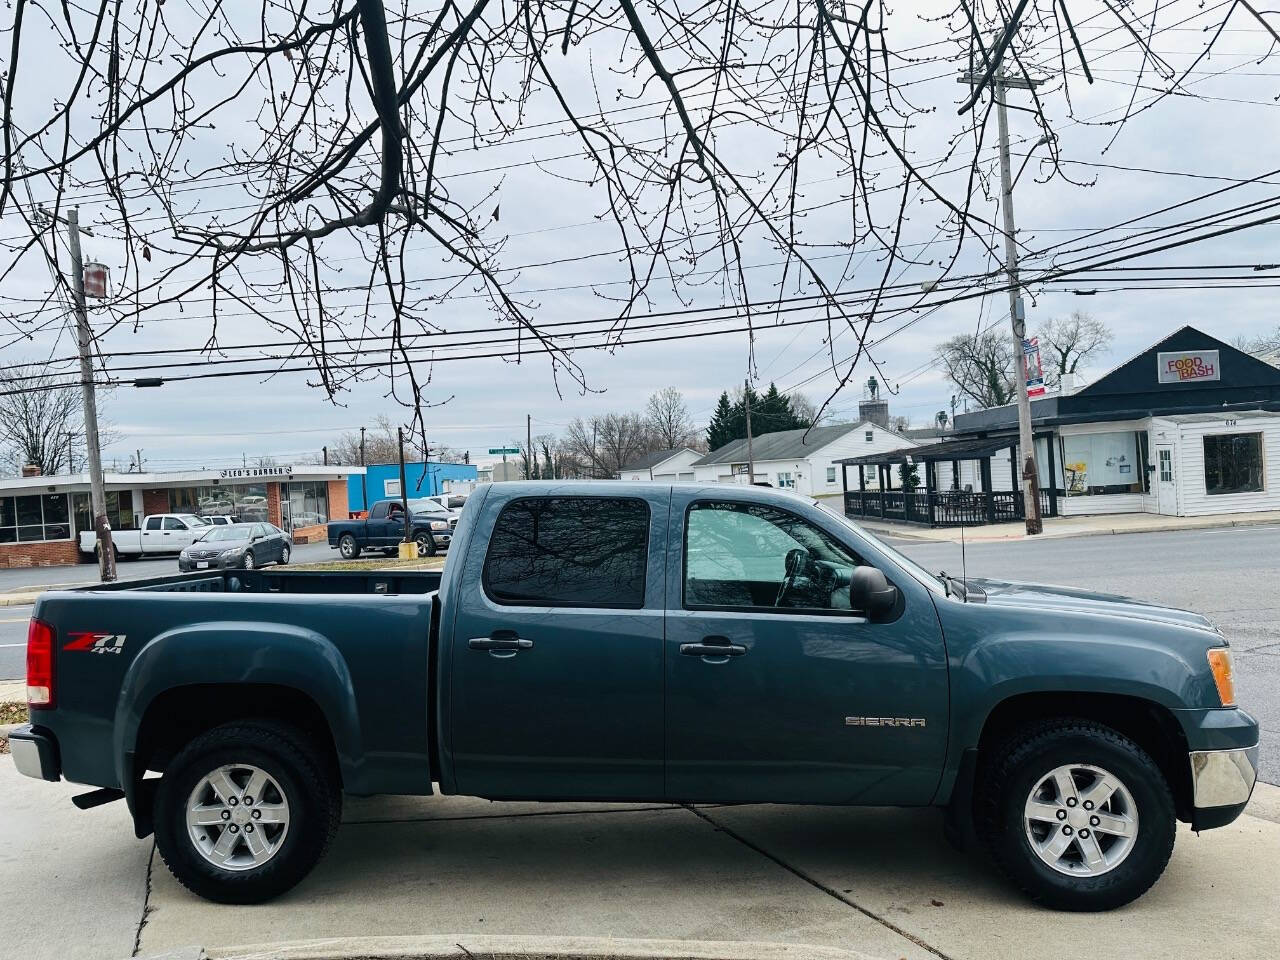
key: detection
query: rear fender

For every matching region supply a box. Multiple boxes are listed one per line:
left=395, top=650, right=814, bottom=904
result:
left=114, top=621, right=363, bottom=797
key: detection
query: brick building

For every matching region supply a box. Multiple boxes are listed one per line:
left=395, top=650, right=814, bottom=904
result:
left=0, top=463, right=362, bottom=568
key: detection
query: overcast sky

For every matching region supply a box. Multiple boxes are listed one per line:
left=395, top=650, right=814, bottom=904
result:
left=4, top=1, right=1280, bottom=470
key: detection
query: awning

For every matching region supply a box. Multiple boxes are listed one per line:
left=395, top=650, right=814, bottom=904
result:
left=836, top=434, right=1018, bottom=467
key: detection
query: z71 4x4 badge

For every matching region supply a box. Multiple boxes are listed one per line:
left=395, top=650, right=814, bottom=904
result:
left=63, top=632, right=127, bottom=655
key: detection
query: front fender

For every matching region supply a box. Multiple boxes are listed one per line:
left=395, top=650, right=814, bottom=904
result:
left=950, top=630, right=1213, bottom=751
left=114, top=620, right=363, bottom=792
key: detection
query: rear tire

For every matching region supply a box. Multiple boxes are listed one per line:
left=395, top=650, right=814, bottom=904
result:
left=153, top=721, right=341, bottom=904
left=976, top=718, right=1175, bottom=911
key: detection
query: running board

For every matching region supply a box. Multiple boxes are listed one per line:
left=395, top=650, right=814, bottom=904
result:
left=72, top=788, right=126, bottom=810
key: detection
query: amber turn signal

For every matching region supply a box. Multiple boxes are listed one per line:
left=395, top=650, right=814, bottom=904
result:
left=1207, top=648, right=1236, bottom=707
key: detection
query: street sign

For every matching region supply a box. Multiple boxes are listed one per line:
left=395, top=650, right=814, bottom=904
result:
left=1023, top=337, right=1046, bottom=398
left=488, top=447, right=520, bottom=455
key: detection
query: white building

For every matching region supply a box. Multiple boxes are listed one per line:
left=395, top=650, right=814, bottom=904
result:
left=617, top=447, right=702, bottom=481
left=842, top=326, right=1280, bottom=526
left=692, top=421, right=913, bottom=497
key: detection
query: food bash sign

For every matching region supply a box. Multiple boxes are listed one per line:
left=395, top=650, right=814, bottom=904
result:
left=1157, top=350, right=1219, bottom=384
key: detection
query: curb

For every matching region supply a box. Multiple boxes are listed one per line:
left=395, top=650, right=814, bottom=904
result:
left=854, top=513, right=1280, bottom=545
left=187, top=936, right=882, bottom=960
left=0, top=593, right=39, bottom=608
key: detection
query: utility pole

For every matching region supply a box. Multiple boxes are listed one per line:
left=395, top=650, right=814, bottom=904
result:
left=526, top=414, right=533, bottom=480
left=322, top=445, right=328, bottom=466
left=961, top=58, right=1043, bottom=535
left=359, top=426, right=368, bottom=514
left=397, top=427, right=411, bottom=544
left=56, top=207, right=117, bottom=581
left=135, top=449, right=143, bottom=473
left=744, top=378, right=755, bottom=485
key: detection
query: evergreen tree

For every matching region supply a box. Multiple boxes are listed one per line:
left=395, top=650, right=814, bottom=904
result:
left=705, top=391, right=736, bottom=451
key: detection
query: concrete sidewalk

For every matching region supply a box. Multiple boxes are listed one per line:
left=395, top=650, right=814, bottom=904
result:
left=4, top=758, right=1279, bottom=960
left=854, top=508, right=1280, bottom=543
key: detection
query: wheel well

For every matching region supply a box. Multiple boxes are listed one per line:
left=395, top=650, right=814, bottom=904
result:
left=134, top=683, right=341, bottom=787
left=976, top=692, right=1193, bottom=822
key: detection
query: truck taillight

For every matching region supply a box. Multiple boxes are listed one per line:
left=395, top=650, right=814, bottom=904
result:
left=26, top=618, right=55, bottom=709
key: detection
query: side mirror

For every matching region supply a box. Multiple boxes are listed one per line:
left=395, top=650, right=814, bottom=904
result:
left=850, top=565, right=897, bottom=617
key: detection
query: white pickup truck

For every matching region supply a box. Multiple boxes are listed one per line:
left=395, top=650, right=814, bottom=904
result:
left=79, top=513, right=211, bottom=560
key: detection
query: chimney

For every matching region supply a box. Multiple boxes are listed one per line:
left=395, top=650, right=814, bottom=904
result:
left=21, top=464, right=40, bottom=478
left=858, top=398, right=890, bottom=429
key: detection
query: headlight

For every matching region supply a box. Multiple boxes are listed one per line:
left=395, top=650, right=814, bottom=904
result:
left=430, top=520, right=448, bottom=530
left=220, top=548, right=244, bottom=558
left=1207, top=648, right=1236, bottom=706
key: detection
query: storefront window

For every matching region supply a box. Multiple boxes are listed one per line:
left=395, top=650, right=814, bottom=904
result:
left=1061, top=431, right=1148, bottom=496
left=1203, top=433, right=1264, bottom=495
left=282, top=481, right=329, bottom=529
left=169, top=484, right=268, bottom=521
left=72, top=491, right=137, bottom=534
left=0, top=494, right=73, bottom=542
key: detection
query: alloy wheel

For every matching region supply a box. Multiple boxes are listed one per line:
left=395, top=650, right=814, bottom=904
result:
left=185, top=763, right=291, bottom=871
left=1023, top=762, right=1138, bottom=877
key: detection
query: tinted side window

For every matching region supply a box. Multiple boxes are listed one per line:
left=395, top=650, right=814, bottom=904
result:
left=145, top=516, right=163, bottom=531
left=483, top=497, right=650, bottom=608
left=163, top=516, right=186, bottom=531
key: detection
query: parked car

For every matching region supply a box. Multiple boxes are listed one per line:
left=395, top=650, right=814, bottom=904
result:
left=287, top=511, right=325, bottom=529
left=178, top=522, right=290, bottom=571
left=327, top=498, right=453, bottom=558
left=79, top=513, right=209, bottom=561
left=11, top=482, right=1257, bottom=910
left=201, top=515, right=236, bottom=527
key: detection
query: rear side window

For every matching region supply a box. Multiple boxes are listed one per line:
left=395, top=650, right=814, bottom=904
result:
left=146, top=516, right=163, bottom=531
left=483, top=497, right=650, bottom=608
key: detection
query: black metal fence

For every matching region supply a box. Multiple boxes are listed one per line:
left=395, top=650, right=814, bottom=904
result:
left=843, top=488, right=1058, bottom=527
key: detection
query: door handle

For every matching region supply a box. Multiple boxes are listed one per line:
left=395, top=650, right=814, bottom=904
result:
left=680, top=638, right=747, bottom=658
left=468, top=635, right=533, bottom=652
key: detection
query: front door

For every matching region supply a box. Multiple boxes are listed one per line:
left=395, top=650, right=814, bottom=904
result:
left=1155, top=446, right=1178, bottom=515
left=664, top=492, right=948, bottom=805
left=448, top=491, right=668, bottom=800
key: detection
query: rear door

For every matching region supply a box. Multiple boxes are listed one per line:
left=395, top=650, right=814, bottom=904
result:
left=141, top=515, right=168, bottom=553
left=448, top=490, right=668, bottom=800
left=663, top=491, right=948, bottom=805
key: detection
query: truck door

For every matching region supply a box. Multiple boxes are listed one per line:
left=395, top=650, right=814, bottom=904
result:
left=663, top=492, right=948, bottom=805
left=448, top=491, right=668, bottom=800
left=141, top=515, right=166, bottom=552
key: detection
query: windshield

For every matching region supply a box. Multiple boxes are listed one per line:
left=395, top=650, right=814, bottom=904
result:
left=407, top=498, right=447, bottom=515
left=199, top=525, right=253, bottom=542
left=828, top=511, right=944, bottom=594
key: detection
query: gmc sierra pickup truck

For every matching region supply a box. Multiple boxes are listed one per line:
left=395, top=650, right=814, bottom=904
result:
left=10, top=482, right=1258, bottom=910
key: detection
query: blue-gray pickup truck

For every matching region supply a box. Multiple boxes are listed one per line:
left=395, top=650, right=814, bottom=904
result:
left=10, top=482, right=1258, bottom=910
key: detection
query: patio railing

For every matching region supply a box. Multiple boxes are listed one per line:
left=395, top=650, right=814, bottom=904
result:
left=843, top=487, right=1056, bottom=527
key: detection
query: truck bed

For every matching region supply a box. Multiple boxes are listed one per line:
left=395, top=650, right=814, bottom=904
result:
left=31, top=567, right=444, bottom=797
left=73, top=567, right=444, bottom=596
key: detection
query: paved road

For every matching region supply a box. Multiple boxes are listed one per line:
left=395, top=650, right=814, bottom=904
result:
left=888, top=523, right=1280, bottom=784
left=0, top=541, right=335, bottom=679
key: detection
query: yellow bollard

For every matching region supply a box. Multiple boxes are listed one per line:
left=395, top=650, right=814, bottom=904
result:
left=398, top=541, right=418, bottom=560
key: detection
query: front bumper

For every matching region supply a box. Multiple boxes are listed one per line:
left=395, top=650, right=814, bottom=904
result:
left=9, top=724, right=61, bottom=782
left=1188, top=744, right=1258, bottom=830
left=179, top=554, right=248, bottom=571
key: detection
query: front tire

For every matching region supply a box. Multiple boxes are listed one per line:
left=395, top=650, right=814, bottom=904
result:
left=153, top=722, right=340, bottom=904
left=338, top=534, right=360, bottom=559
left=241, top=550, right=256, bottom=570
left=279, top=544, right=290, bottom=565
left=414, top=531, right=436, bottom=557
left=976, top=718, right=1175, bottom=911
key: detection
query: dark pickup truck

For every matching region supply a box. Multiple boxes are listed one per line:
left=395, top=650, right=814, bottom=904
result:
left=326, top=497, right=454, bottom=558
left=11, top=482, right=1258, bottom=910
